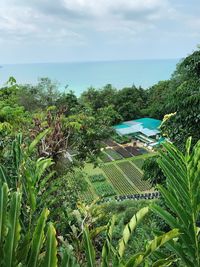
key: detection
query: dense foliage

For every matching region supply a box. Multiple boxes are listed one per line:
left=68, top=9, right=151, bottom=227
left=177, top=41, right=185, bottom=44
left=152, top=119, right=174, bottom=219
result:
left=0, top=135, right=200, bottom=266
left=0, top=47, right=200, bottom=266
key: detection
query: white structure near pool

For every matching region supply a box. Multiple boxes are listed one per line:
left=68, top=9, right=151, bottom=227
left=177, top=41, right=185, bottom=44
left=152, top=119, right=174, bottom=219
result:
left=113, top=118, right=164, bottom=147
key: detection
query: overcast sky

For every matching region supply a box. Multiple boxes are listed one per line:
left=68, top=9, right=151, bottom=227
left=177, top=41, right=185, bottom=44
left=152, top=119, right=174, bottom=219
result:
left=0, top=0, right=199, bottom=63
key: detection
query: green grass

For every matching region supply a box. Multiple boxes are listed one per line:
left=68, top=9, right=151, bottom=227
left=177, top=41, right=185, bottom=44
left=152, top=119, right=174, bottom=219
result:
left=81, top=187, right=95, bottom=203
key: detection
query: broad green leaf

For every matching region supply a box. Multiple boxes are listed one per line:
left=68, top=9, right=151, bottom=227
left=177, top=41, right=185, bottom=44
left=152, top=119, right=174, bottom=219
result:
left=3, top=191, right=21, bottom=267
left=12, top=134, right=23, bottom=173
left=152, top=255, right=177, bottom=267
left=125, top=229, right=179, bottom=267
left=118, top=207, right=149, bottom=259
left=34, top=158, right=54, bottom=185
left=101, top=216, right=115, bottom=267
left=27, top=208, right=49, bottom=267
left=28, top=129, right=50, bottom=154
left=90, top=225, right=107, bottom=239
left=0, top=183, right=8, bottom=244
left=43, top=223, right=57, bottom=267
left=0, top=166, right=8, bottom=185
left=61, top=249, right=80, bottom=267
left=83, top=226, right=96, bottom=267
left=151, top=204, right=178, bottom=229
left=155, top=139, right=200, bottom=266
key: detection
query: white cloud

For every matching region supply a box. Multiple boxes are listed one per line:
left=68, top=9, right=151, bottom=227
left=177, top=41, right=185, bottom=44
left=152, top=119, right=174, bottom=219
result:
left=0, top=0, right=172, bottom=35
left=61, top=0, right=170, bottom=17
left=0, top=0, right=199, bottom=62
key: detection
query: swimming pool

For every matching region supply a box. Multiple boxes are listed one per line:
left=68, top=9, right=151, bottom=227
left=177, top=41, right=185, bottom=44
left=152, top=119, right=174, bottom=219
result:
left=113, top=124, right=130, bottom=129
left=134, top=118, right=161, bottom=130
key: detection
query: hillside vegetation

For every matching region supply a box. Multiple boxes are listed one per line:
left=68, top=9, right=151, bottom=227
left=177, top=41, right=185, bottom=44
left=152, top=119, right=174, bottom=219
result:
left=0, top=49, right=200, bottom=266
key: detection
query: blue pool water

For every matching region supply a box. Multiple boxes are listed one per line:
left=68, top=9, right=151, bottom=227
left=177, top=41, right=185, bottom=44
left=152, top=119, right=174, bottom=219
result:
left=113, top=124, right=130, bottom=129
left=134, top=118, right=161, bottom=130
left=114, top=118, right=161, bottom=130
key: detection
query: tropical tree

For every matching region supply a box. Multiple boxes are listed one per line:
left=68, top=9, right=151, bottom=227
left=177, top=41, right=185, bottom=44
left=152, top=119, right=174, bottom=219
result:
left=142, top=156, right=165, bottom=186
left=160, top=49, right=200, bottom=150
left=144, top=80, right=172, bottom=119
left=30, top=107, right=112, bottom=164
left=152, top=137, right=200, bottom=266
left=115, top=86, right=147, bottom=121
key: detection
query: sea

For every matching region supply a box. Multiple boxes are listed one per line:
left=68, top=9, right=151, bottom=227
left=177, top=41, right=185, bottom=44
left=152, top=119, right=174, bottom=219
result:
left=0, top=59, right=179, bottom=96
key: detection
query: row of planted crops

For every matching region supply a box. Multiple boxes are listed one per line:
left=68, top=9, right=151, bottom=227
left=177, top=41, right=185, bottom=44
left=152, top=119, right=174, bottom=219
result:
left=82, top=159, right=151, bottom=203
left=99, top=139, right=148, bottom=163
left=81, top=139, right=153, bottom=203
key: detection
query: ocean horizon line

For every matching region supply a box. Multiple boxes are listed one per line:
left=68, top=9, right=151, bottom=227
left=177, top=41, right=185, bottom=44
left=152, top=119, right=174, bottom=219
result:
left=0, top=58, right=180, bottom=95
left=1, top=57, right=181, bottom=66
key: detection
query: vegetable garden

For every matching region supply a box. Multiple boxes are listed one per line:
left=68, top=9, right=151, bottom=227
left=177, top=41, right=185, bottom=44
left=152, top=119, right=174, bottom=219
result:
left=114, top=146, right=132, bottom=158
left=102, top=164, right=137, bottom=194
left=89, top=174, right=106, bottom=182
left=99, top=151, right=112, bottom=162
left=132, top=158, right=145, bottom=170
left=94, top=182, right=116, bottom=197
left=105, top=148, right=123, bottom=160
left=117, top=161, right=151, bottom=191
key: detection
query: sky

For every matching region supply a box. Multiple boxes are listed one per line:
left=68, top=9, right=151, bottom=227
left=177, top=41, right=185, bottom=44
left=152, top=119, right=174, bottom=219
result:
left=0, top=0, right=200, bottom=64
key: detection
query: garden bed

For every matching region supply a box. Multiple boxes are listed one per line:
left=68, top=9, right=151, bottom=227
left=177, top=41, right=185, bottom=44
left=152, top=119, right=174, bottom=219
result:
left=132, top=158, right=145, bottom=170
left=94, top=182, right=116, bottom=197
left=105, top=148, right=123, bottom=160
left=102, top=164, right=137, bottom=194
left=89, top=174, right=106, bottom=183
left=124, top=146, right=141, bottom=156
left=117, top=161, right=151, bottom=191
left=103, top=139, right=118, bottom=147
left=114, top=146, right=133, bottom=158
left=99, top=152, right=113, bottom=162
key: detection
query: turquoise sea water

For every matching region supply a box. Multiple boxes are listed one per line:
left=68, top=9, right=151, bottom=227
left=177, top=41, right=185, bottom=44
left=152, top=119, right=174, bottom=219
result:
left=0, top=59, right=179, bottom=96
